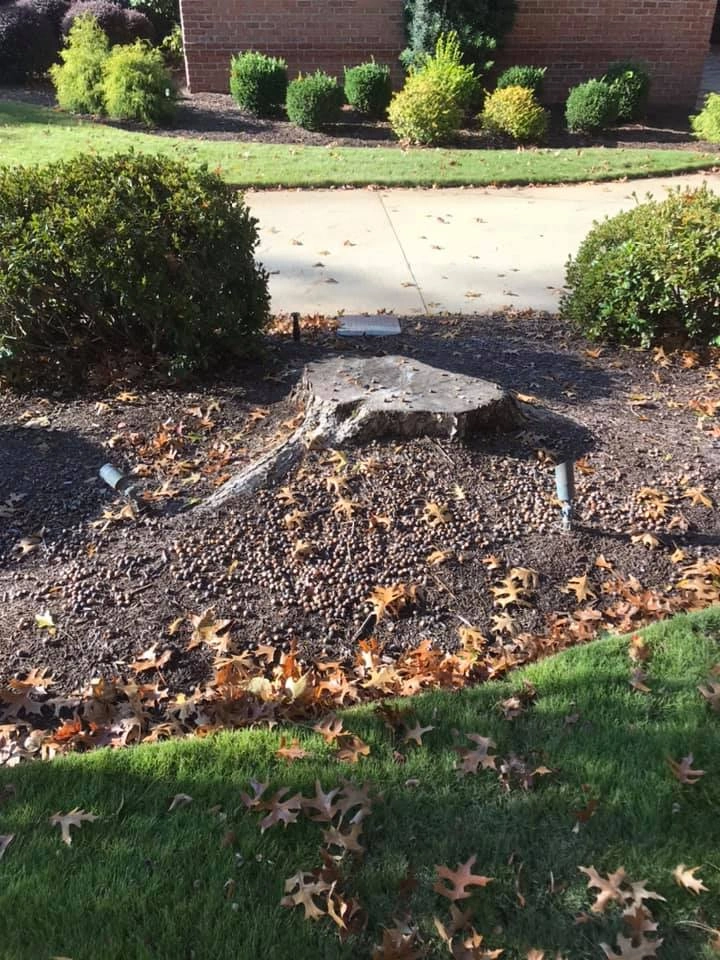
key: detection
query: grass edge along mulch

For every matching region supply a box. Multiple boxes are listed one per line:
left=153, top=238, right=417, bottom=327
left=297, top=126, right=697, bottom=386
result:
left=1, top=607, right=719, bottom=960
left=1, top=100, right=719, bottom=188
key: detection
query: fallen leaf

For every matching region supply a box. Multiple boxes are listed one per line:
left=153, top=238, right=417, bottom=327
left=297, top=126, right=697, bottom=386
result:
left=668, top=754, right=705, bottom=784
left=168, top=793, right=193, bottom=812
left=281, top=871, right=331, bottom=921
left=601, top=935, right=663, bottom=958
left=579, top=865, right=627, bottom=913
left=698, top=681, right=720, bottom=712
left=0, top=834, right=13, bottom=860
left=49, top=808, right=99, bottom=846
left=562, top=575, right=597, bottom=603
left=403, top=722, right=434, bottom=746
left=455, top=734, right=497, bottom=777
left=434, top=855, right=493, bottom=901
left=673, top=864, right=709, bottom=895
left=276, top=737, right=310, bottom=762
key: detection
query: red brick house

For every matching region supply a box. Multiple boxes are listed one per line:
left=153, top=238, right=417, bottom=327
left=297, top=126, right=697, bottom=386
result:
left=180, top=0, right=719, bottom=109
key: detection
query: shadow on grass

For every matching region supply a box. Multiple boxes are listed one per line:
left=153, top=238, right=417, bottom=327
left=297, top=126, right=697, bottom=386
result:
left=1, top=611, right=719, bottom=960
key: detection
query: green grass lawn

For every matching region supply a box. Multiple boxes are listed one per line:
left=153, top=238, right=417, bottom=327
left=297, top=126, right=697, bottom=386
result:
left=2, top=610, right=720, bottom=959
left=1, top=100, right=718, bottom=188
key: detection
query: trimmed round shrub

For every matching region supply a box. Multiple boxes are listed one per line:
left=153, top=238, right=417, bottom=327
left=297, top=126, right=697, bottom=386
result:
left=344, top=60, right=392, bottom=118
left=481, top=84, right=548, bottom=142
left=124, top=6, right=154, bottom=40
left=62, top=0, right=128, bottom=43
left=0, top=154, right=270, bottom=385
left=561, top=187, right=720, bottom=347
left=602, top=60, right=650, bottom=122
left=103, top=40, right=174, bottom=125
left=496, top=64, right=546, bottom=97
left=691, top=92, right=720, bottom=144
left=50, top=13, right=109, bottom=114
left=230, top=50, right=288, bottom=117
left=388, top=70, right=462, bottom=145
left=565, top=78, right=618, bottom=133
left=0, top=1, right=58, bottom=82
left=31, top=0, right=70, bottom=33
left=286, top=71, right=344, bottom=131
left=128, top=0, right=178, bottom=38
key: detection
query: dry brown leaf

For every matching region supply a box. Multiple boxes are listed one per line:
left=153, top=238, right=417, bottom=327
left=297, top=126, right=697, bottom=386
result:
left=423, top=501, right=452, bottom=527
left=335, top=735, right=371, bottom=764
left=673, top=864, right=709, bottom=895
left=455, top=734, right=497, bottom=777
left=434, top=855, right=493, bottom=901
left=276, top=737, right=310, bottom=762
left=281, top=871, right=331, bottom=921
left=403, top=722, right=434, bottom=746
left=301, top=781, right=339, bottom=822
left=683, top=487, right=713, bottom=509
left=259, top=789, right=303, bottom=832
left=579, top=865, right=627, bottom=913
left=313, top=715, right=345, bottom=743
left=562, top=575, right=597, bottom=603
left=668, top=754, right=705, bottom=784
left=698, top=681, right=720, bottom=712
left=601, top=935, right=663, bottom=959
left=49, top=808, right=100, bottom=845
left=322, top=821, right=365, bottom=854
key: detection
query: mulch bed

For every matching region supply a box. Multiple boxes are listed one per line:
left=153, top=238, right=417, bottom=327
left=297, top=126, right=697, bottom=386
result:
left=1, top=312, right=719, bottom=699
left=1, top=82, right=716, bottom=152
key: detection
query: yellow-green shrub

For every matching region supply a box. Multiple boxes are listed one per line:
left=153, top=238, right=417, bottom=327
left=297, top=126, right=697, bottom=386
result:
left=481, top=84, right=548, bottom=142
left=102, top=40, right=175, bottom=125
left=691, top=93, right=720, bottom=143
left=388, top=70, right=463, bottom=145
left=50, top=14, right=109, bottom=115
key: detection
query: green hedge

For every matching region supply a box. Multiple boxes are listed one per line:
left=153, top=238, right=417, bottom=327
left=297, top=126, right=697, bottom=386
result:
left=0, top=154, right=270, bottom=385
left=286, top=71, right=344, bottom=130
left=561, top=187, right=720, bottom=346
left=230, top=51, right=288, bottom=117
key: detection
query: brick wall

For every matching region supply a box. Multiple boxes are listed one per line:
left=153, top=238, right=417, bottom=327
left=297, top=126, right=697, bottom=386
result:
left=180, top=0, right=406, bottom=94
left=498, top=0, right=717, bottom=108
left=181, top=0, right=716, bottom=110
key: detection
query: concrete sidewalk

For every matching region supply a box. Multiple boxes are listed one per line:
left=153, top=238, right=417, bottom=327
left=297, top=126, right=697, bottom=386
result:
left=248, top=172, right=719, bottom=317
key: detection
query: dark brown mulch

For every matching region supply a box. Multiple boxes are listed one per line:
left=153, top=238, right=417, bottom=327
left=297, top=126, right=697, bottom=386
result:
left=1, top=312, right=719, bottom=696
left=1, top=81, right=716, bottom=152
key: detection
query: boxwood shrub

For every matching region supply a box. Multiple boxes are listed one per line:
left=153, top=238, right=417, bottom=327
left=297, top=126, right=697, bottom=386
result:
left=565, top=78, right=618, bottom=133
left=229, top=50, right=288, bottom=116
left=496, top=64, right=546, bottom=97
left=286, top=71, right=344, bottom=130
left=561, top=187, right=720, bottom=347
left=344, top=60, right=392, bottom=118
left=692, top=92, right=720, bottom=143
left=0, top=154, right=270, bottom=385
left=481, top=85, right=548, bottom=142
left=602, top=59, right=651, bottom=122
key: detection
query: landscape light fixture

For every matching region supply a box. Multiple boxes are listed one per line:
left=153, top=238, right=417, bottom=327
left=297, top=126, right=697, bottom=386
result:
left=555, top=461, right=575, bottom=533
left=99, top=463, right=137, bottom=499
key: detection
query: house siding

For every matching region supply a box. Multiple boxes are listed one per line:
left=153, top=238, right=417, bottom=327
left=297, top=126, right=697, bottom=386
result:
left=181, top=0, right=717, bottom=109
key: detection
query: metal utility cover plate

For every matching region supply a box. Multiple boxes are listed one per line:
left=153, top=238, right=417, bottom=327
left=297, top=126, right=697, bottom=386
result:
left=337, top=315, right=401, bottom=337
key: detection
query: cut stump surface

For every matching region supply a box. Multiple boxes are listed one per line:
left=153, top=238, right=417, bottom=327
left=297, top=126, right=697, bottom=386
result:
left=201, top=355, right=523, bottom=511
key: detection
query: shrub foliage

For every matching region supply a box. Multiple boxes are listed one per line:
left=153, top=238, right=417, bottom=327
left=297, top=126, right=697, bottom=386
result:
left=481, top=84, right=548, bottom=142
left=50, top=12, right=109, bottom=113
left=388, top=70, right=462, bottom=144
left=285, top=71, right=344, bottom=130
left=103, top=40, right=174, bottom=125
left=602, top=60, right=650, bottom=122
left=230, top=51, right=288, bottom=116
left=565, top=78, right=618, bottom=133
left=496, top=64, right=546, bottom=97
left=0, top=1, right=58, bottom=82
left=128, top=0, right=178, bottom=38
left=561, top=187, right=720, bottom=347
left=0, top=154, right=270, bottom=385
left=402, top=0, right=515, bottom=72
left=692, top=92, right=720, bottom=144
left=343, top=60, right=392, bottom=118
left=62, top=0, right=129, bottom=43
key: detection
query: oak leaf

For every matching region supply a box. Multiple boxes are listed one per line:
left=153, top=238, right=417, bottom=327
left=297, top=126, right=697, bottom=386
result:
left=622, top=904, right=658, bottom=942
left=673, top=864, right=708, bottom=894
left=281, top=871, right=331, bottom=921
left=301, top=780, right=339, bottom=822
left=0, top=834, right=13, bottom=860
left=313, top=715, right=345, bottom=743
left=698, top=681, right=720, bottom=712
left=491, top=578, right=529, bottom=609
left=434, top=855, right=493, bottom=901
left=240, top=779, right=267, bottom=810
left=562, top=575, right=597, bottom=603
left=335, top=735, right=370, bottom=763
left=668, top=754, right=705, bottom=784
left=259, top=788, right=303, bottom=832
left=683, top=487, right=713, bottom=509
left=423, top=501, right=452, bottom=527
left=450, top=929, right=504, bottom=958
left=276, top=737, right=310, bottom=762
left=579, top=865, right=627, bottom=913
left=600, top=935, right=663, bottom=959
left=322, top=821, right=365, bottom=855
left=403, top=722, right=434, bottom=746
left=455, top=735, right=497, bottom=777
left=371, top=924, right=425, bottom=959
left=49, top=808, right=100, bottom=845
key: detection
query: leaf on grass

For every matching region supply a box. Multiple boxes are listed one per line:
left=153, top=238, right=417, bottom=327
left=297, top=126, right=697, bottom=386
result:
left=0, top=834, right=13, bottom=860
left=698, top=681, right=720, bottom=712
left=301, top=781, right=339, bottom=822
left=49, top=808, right=99, bottom=846
left=668, top=754, right=705, bottom=784
left=168, top=793, right=192, bottom=812
left=451, top=929, right=504, bottom=958
left=579, top=865, right=627, bottom=913
left=623, top=904, right=658, bottom=942
left=673, top=864, right=709, bottom=895
left=335, top=735, right=370, bottom=764
left=629, top=635, right=651, bottom=663
left=281, top=871, right=331, bottom=921
left=629, top=668, right=651, bottom=694
left=402, top=722, right=434, bottom=746
left=259, top=789, right=303, bottom=832
left=434, top=855, right=493, bottom=901
left=276, top=737, right=310, bottom=762
left=455, top=735, right=497, bottom=777
left=313, top=715, right=345, bottom=743
left=239, top=779, right=267, bottom=810
left=601, top=935, right=663, bottom=959
left=322, top=821, right=365, bottom=855
left=371, top=924, right=425, bottom=959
